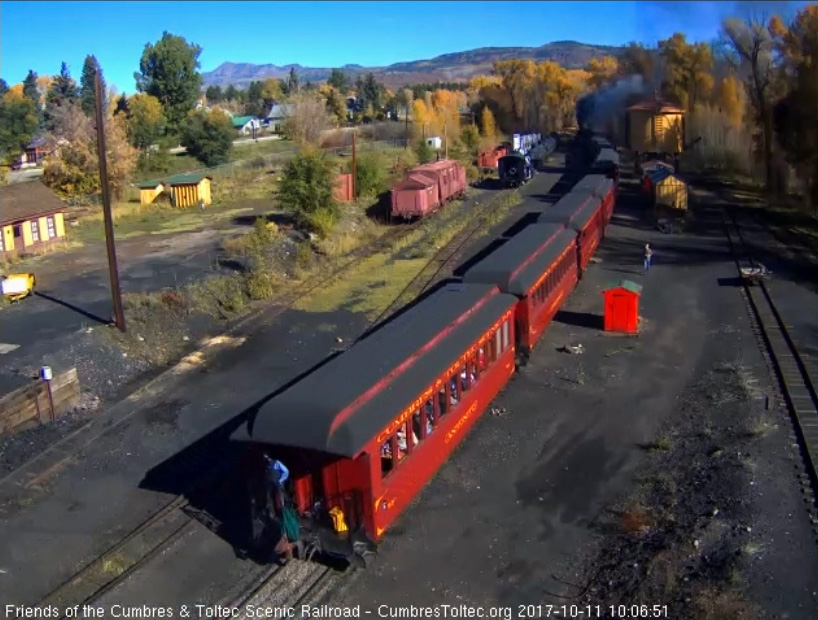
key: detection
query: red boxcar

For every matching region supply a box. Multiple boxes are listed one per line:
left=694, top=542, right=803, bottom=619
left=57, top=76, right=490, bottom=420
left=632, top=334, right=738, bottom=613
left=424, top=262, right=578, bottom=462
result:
left=391, top=172, right=439, bottom=219
left=538, top=191, right=604, bottom=275
left=232, top=282, right=518, bottom=565
left=463, top=224, right=578, bottom=352
left=414, top=160, right=466, bottom=204
left=572, top=174, right=616, bottom=225
left=477, top=145, right=508, bottom=169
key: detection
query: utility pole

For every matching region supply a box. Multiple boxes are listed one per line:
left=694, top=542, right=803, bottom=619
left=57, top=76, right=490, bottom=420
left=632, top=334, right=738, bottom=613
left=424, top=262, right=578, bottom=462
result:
left=404, top=104, right=409, bottom=150
left=94, top=69, right=126, bottom=332
left=444, top=123, right=448, bottom=160
left=351, top=131, right=357, bottom=200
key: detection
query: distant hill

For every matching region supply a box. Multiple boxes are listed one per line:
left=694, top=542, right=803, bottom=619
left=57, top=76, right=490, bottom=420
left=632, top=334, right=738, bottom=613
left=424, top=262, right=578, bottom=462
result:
left=201, top=41, right=621, bottom=90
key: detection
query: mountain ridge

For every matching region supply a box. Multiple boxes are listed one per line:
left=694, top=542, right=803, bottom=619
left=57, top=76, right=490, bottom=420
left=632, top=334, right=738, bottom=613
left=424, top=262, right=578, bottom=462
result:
left=201, top=40, right=621, bottom=90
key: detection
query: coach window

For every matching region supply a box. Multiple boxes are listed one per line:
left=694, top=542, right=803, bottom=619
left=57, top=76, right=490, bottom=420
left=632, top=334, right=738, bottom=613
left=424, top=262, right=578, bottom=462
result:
left=438, top=385, right=449, bottom=418
left=495, top=327, right=503, bottom=356
left=484, top=336, right=494, bottom=365
left=424, top=398, right=435, bottom=434
left=459, top=365, right=468, bottom=392
left=413, top=408, right=424, bottom=441
left=472, top=353, right=481, bottom=382
left=502, top=320, right=510, bottom=351
left=381, top=439, right=394, bottom=477
left=450, top=372, right=460, bottom=405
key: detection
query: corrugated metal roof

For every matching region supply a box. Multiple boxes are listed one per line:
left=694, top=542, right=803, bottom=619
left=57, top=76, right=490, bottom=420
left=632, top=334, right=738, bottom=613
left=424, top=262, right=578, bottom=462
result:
left=1, top=181, right=66, bottom=225
left=647, top=168, right=683, bottom=185
left=463, top=225, right=575, bottom=296
left=603, top=280, right=643, bottom=295
left=231, top=283, right=517, bottom=457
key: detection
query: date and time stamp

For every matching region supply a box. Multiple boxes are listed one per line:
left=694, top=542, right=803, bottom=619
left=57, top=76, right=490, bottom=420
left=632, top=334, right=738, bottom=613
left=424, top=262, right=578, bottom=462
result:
left=5, top=604, right=670, bottom=620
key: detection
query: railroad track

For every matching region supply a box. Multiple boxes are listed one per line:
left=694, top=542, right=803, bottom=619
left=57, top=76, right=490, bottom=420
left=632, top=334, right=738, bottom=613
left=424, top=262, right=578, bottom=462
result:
left=722, top=207, right=818, bottom=535
left=36, top=454, right=241, bottom=613
left=364, top=188, right=518, bottom=333
left=28, top=188, right=495, bottom=611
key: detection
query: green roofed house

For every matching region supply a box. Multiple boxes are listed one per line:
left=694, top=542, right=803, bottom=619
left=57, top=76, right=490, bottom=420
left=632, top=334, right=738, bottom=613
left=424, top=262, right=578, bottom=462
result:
left=137, top=172, right=213, bottom=208
left=232, top=115, right=260, bottom=136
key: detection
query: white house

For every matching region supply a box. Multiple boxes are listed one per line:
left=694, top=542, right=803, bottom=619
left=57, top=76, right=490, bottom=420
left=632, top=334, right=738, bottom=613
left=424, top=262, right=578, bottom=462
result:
left=426, top=136, right=443, bottom=150
left=265, top=103, right=295, bottom=133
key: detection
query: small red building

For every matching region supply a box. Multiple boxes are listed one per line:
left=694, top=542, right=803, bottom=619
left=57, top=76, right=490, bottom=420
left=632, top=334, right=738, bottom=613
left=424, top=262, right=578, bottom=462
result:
left=602, top=280, right=642, bottom=334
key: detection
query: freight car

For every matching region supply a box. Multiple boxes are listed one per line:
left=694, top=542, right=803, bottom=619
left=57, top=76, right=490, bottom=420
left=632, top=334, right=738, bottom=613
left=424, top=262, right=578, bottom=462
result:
left=231, top=132, right=618, bottom=568
left=498, top=153, right=533, bottom=188
left=477, top=144, right=508, bottom=170
left=390, top=159, right=467, bottom=220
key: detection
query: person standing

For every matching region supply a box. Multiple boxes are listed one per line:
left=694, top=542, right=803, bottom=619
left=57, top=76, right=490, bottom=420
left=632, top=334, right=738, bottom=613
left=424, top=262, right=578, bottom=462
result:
left=644, top=243, right=653, bottom=275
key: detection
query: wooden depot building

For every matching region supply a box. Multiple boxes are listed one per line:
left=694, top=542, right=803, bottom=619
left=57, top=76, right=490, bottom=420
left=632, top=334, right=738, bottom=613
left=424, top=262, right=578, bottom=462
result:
left=1, top=181, right=68, bottom=257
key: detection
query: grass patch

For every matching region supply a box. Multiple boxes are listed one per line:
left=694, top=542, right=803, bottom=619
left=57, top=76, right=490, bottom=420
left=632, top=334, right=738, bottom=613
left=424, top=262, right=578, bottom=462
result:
left=72, top=200, right=262, bottom=243
left=293, top=253, right=428, bottom=316
left=133, top=138, right=297, bottom=182
left=0, top=238, right=85, bottom=270
left=101, top=554, right=129, bottom=577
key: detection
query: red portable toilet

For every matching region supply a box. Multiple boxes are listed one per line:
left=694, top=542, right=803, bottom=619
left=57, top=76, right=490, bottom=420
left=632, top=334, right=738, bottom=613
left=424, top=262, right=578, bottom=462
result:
left=601, top=280, right=642, bottom=334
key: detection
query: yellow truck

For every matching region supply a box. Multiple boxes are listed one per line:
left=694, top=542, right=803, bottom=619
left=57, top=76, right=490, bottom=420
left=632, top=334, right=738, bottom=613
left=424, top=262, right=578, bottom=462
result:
left=1, top=272, right=36, bottom=302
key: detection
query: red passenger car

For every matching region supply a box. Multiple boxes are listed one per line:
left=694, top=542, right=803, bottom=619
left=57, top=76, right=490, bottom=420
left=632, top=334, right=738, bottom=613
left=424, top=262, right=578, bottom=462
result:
left=463, top=224, right=578, bottom=353
left=231, top=282, right=518, bottom=566
left=572, top=174, right=616, bottom=225
left=538, top=191, right=604, bottom=275
left=391, top=172, right=439, bottom=219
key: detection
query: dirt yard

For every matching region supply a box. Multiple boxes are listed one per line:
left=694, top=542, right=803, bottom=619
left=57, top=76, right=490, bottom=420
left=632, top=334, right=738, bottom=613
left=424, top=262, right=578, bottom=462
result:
left=329, top=179, right=818, bottom=619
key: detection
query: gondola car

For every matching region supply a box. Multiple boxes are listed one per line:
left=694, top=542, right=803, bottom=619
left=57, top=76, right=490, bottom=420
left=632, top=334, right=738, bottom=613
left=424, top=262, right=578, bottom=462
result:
left=498, top=153, right=533, bottom=188
left=538, top=191, right=604, bottom=276
left=231, top=283, right=518, bottom=566
left=462, top=224, right=578, bottom=355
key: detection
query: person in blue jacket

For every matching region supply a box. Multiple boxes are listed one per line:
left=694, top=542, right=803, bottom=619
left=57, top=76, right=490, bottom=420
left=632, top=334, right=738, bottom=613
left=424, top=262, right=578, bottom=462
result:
left=265, top=455, right=289, bottom=514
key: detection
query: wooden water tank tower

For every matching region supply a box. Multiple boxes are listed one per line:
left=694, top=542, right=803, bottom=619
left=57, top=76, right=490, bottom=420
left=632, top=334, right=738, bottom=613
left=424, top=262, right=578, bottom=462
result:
left=625, top=97, right=686, bottom=157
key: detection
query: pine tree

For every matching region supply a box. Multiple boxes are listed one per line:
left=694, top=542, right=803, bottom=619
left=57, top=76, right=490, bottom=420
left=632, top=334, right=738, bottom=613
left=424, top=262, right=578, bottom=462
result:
left=80, top=55, right=105, bottom=117
left=22, top=70, right=39, bottom=105
left=44, top=62, right=79, bottom=131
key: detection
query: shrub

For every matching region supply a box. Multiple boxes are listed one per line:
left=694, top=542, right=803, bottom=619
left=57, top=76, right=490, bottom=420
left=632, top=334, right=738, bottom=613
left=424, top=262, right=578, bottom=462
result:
left=414, top=139, right=434, bottom=164
left=180, top=108, right=235, bottom=167
left=304, top=207, right=338, bottom=238
left=277, top=149, right=338, bottom=225
left=245, top=270, right=275, bottom=300
left=354, top=153, right=386, bottom=198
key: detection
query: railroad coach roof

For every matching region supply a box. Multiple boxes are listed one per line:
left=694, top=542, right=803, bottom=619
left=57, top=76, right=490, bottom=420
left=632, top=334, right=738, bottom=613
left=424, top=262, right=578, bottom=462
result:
left=538, top=196, right=602, bottom=232
left=539, top=191, right=600, bottom=223
left=572, top=174, right=613, bottom=196
left=595, top=149, right=620, bottom=165
left=233, top=283, right=517, bottom=457
left=462, top=225, right=575, bottom=296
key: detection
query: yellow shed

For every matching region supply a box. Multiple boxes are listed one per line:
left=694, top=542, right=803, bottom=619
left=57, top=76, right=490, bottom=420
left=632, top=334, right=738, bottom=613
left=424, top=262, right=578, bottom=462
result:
left=136, top=173, right=213, bottom=207
left=138, top=180, right=165, bottom=205
left=649, top=168, right=688, bottom=211
left=168, top=173, right=213, bottom=208
left=0, top=181, right=68, bottom=256
left=626, top=98, right=685, bottom=155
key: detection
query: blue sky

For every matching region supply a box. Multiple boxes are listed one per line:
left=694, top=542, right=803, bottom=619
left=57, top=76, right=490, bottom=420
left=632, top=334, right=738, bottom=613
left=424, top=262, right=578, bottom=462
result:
left=0, top=1, right=809, bottom=95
